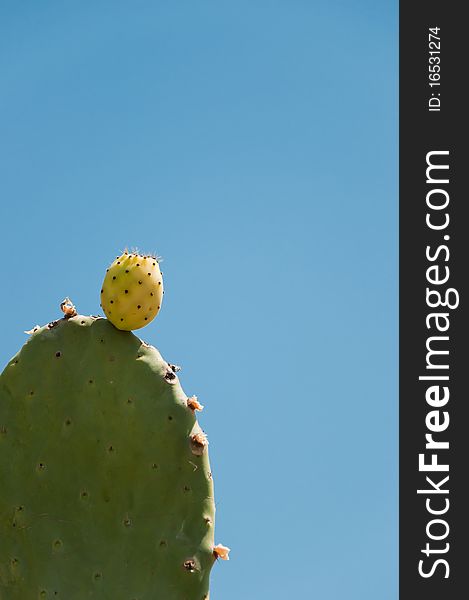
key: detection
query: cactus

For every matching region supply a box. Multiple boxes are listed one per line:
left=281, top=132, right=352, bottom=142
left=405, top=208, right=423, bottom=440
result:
left=101, top=251, right=164, bottom=331
left=0, top=256, right=228, bottom=599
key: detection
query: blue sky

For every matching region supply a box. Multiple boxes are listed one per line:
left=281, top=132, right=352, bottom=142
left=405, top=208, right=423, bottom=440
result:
left=0, top=1, right=397, bottom=598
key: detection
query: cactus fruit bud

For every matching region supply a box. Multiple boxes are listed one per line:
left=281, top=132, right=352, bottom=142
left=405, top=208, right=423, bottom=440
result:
left=60, top=297, right=77, bottom=317
left=213, top=544, right=231, bottom=561
left=100, top=251, right=163, bottom=331
left=187, top=395, right=204, bottom=411
left=190, top=431, right=209, bottom=455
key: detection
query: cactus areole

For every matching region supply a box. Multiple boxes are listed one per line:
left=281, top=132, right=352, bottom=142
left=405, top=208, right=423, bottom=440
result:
left=0, top=253, right=228, bottom=599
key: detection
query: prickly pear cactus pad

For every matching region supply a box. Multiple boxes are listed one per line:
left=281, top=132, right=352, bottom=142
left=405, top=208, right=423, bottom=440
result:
left=101, top=251, right=164, bottom=331
left=0, top=315, right=223, bottom=599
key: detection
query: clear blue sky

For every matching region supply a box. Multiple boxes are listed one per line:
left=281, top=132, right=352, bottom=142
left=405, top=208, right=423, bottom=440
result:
left=0, top=1, right=397, bottom=598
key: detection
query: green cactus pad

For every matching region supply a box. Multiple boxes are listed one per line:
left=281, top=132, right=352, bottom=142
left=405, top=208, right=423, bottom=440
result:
left=0, top=316, right=215, bottom=600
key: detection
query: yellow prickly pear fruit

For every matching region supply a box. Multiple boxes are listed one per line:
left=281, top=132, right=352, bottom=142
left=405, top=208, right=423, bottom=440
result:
left=100, top=250, right=164, bottom=330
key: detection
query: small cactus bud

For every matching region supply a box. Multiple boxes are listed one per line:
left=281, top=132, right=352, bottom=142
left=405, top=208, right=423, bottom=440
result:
left=187, top=396, right=204, bottom=411
left=213, top=544, right=230, bottom=561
